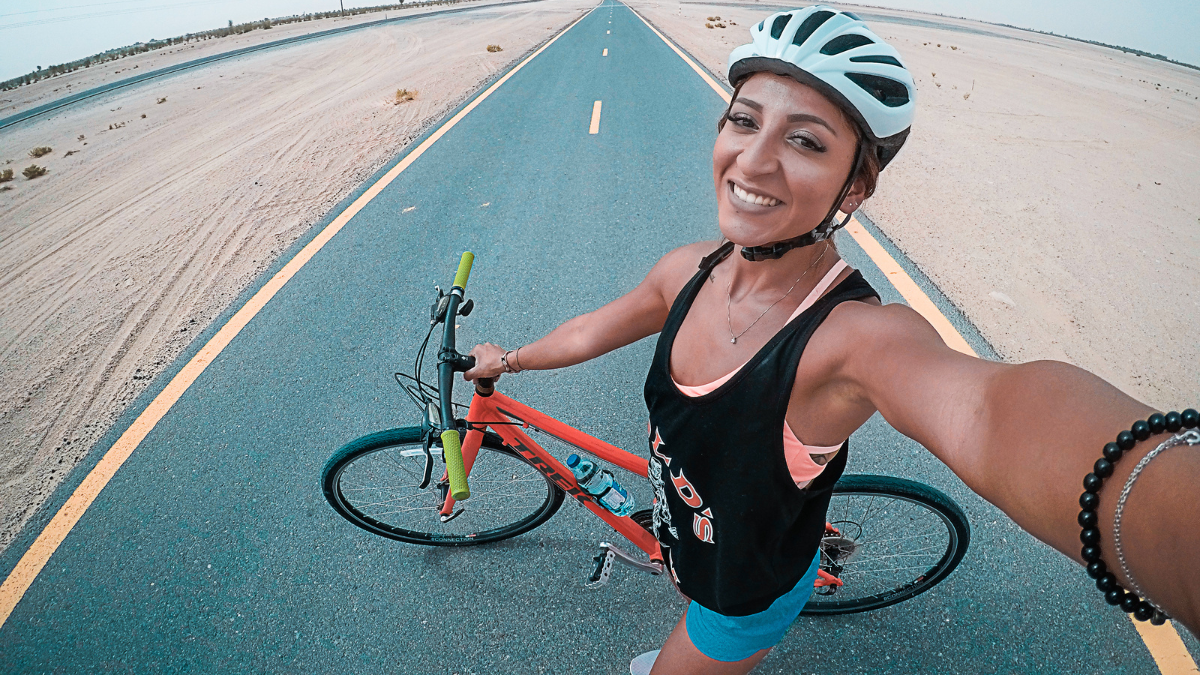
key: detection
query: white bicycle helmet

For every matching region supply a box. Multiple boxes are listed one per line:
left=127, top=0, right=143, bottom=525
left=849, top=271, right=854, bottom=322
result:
left=727, top=5, right=916, bottom=169
left=724, top=6, right=917, bottom=259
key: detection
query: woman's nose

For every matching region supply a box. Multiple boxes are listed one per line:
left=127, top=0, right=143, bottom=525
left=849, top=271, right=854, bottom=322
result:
left=736, top=132, right=781, bottom=177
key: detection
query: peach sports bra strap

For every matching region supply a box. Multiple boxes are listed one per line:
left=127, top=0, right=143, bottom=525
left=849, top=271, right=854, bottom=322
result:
left=785, top=259, right=849, bottom=324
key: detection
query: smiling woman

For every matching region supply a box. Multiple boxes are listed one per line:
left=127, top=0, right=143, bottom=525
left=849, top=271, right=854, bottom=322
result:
left=456, top=5, right=1199, bottom=673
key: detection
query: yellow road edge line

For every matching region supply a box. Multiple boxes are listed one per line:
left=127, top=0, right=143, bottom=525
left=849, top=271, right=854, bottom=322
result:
left=629, top=5, right=731, bottom=103
left=638, top=7, right=1198, bottom=671
left=0, top=3, right=599, bottom=631
left=589, top=100, right=603, bottom=134
left=1133, top=619, right=1200, bottom=675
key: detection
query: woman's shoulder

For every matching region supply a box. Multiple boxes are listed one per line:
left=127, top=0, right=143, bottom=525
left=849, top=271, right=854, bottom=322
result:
left=648, top=240, right=727, bottom=304
left=812, top=294, right=949, bottom=371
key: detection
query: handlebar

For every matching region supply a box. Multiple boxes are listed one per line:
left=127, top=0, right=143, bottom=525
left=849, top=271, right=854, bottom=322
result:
left=438, top=251, right=475, bottom=501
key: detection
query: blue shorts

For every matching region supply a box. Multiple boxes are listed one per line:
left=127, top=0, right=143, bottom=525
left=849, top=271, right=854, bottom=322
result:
left=684, top=553, right=821, bottom=662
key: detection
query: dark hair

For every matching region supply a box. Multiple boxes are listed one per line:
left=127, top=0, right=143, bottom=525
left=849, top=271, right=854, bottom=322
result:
left=717, top=77, right=881, bottom=200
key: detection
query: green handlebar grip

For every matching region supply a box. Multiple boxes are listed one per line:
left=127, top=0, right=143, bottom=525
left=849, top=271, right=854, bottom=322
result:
left=441, top=429, right=471, bottom=501
left=453, top=251, right=475, bottom=290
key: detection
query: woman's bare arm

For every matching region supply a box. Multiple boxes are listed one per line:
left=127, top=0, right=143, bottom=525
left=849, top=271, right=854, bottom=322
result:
left=834, top=302, right=1199, bottom=634
left=462, top=243, right=709, bottom=380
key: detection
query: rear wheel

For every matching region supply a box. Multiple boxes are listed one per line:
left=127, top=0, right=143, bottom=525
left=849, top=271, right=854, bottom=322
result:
left=322, top=426, right=564, bottom=546
left=801, top=474, right=970, bottom=615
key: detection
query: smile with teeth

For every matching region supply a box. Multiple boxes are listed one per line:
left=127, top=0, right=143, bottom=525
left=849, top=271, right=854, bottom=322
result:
left=731, top=182, right=781, bottom=207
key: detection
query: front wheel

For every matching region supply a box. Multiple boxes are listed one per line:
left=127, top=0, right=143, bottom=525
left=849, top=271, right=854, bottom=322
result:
left=801, top=474, right=971, bottom=616
left=322, top=426, right=564, bottom=546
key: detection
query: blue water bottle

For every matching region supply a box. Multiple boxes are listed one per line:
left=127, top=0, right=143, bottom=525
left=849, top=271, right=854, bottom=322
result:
left=566, top=454, right=636, bottom=517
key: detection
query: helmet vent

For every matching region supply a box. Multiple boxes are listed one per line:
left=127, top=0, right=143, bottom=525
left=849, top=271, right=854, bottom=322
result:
left=845, top=72, right=910, bottom=107
left=789, top=11, right=834, bottom=47
left=849, top=54, right=903, bottom=67
left=770, top=14, right=792, bottom=40
left=756, top=20, right=764, bottom=32
left=842, top=11, right=862, bottom=20
left=821, top=33, right=874, bottom=55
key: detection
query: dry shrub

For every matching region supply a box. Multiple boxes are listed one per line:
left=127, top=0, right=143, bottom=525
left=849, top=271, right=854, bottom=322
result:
left=77, top=134, right=85, bottom=141
left=156, top=97, right=167, bottom=104
left=963, top=92, right=971, bottom=100
left=951, top=46, right=958, bottom=50
left=23, top=165, right=48, bottom=179
left=715, top=22, right=726, bottom=28
left=0, top=168, right=13, bottom=182
left=395, top=88, right=418, bottom=104
left=29, top=146, right=52, bottom=158
left=706, top=15, right=715, bottom=20
left=729, top=21, right=736, bottom=25
left=705, top=23, right=713, bottom=28
left=487, top=44, right=503, bottom=52
left=141, top=113, right=147, bottom=118
left=64, top=150, right=78, bottom=157
left=714, top=15, right=720, bottom=20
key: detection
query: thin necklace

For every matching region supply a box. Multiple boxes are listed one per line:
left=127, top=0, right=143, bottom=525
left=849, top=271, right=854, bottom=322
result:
left=725, top=245, right=829, bottom=344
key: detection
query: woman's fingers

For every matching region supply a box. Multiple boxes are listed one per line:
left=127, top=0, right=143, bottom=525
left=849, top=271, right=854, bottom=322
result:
left=462, top=343, right=505, bottom=381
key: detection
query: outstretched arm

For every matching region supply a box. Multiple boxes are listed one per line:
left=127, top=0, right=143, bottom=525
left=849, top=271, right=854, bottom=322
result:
left=462, top=243, right=710, bottom=380
left=837, top=302, right=1199, bottom=634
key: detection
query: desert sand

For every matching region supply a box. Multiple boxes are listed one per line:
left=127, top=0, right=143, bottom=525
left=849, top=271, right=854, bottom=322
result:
left=1, top=0, right=523, bottom=118
left=0, top=0, right=592, bottom=552
left=629, top=0, right=1200, bottom=406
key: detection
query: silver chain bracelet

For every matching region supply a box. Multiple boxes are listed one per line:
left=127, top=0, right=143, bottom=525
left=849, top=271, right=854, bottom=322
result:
left=1113, top=429, right=1200, bottom=602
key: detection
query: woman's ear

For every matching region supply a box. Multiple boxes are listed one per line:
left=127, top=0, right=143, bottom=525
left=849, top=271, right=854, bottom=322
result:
left=838, top=177, right=869, bottom=215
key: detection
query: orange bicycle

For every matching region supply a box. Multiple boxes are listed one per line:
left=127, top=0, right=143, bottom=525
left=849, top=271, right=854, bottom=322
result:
left=321, top=253, right=970, bottom=615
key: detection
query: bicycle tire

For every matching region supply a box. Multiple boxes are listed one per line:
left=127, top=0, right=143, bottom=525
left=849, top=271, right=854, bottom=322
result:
left=800, top=474, right=970, bottom=616
left=322, top=426, right=565, bottom=546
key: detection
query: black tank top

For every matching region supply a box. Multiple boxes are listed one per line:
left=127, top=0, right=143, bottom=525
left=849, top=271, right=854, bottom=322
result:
left=643, top=242, right=880, bottom=616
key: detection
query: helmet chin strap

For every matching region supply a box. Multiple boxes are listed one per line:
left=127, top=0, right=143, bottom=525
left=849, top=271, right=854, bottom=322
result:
left=740, top=141, right=866, bottom=262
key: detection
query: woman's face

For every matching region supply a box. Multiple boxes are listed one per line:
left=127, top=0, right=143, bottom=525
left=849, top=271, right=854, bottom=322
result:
left=713, top=72, right=865, bottom=247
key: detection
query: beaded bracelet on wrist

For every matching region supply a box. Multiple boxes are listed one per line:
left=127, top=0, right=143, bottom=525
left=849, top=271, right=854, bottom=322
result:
left=1079, top=408, right=1199, bottom=625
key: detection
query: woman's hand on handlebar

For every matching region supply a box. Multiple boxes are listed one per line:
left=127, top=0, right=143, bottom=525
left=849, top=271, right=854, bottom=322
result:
left=463, top=342, right=508, bottom=381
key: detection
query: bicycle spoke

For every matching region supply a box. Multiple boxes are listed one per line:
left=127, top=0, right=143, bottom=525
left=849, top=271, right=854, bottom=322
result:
left=331, top=441, right=556, bottom=540
left=808, top=487, right=962, bottom=609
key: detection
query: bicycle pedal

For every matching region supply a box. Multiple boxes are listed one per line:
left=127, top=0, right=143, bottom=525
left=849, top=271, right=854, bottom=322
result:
left=440, top=508, right=464, bottom=523
left=586, top=548, right=616, bottom=588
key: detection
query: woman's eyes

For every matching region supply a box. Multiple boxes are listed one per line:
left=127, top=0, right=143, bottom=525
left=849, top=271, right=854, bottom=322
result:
left=790, top=134, right=826, bottom=152
left=729, top=113, right=758, bottom=129
left=729, top=114, right=825, bottom=152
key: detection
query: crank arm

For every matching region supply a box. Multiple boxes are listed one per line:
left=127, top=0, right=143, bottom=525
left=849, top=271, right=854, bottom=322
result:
left=601, top=542, right=664, bottom=577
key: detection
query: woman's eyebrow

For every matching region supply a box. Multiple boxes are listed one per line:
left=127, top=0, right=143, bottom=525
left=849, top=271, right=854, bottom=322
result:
left=734, top=97, right=837, bottom=136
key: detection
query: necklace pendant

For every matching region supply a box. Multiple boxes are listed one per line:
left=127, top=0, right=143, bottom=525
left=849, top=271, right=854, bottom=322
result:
left=730, top=337, right=737, bottom=344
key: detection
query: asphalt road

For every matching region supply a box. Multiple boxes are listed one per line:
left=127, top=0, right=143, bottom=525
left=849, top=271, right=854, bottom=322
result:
left=1, top=2, right=1191, bottom=672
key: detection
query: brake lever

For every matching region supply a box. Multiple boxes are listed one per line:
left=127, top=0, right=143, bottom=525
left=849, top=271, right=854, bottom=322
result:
left=419, top=429, right=435, bottom=489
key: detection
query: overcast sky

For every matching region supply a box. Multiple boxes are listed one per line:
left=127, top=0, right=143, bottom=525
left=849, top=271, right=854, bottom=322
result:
left=1, top=0, right=1197, bottom=82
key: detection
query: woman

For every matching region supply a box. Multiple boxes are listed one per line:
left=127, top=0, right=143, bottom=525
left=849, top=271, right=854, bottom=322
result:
left=463, top=7, right=1200, bottom=673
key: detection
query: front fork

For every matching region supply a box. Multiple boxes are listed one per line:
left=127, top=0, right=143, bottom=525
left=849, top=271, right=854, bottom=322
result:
left=437, top=381, right=491, bottom=518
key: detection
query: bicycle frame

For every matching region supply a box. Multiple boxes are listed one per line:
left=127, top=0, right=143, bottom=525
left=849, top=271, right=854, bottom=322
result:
left=440, top=383, right=663, bottom=565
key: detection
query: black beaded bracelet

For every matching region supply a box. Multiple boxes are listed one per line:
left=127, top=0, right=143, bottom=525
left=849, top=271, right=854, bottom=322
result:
left=1079, top=408, right=1200, bottom=625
